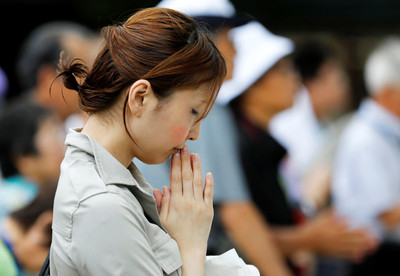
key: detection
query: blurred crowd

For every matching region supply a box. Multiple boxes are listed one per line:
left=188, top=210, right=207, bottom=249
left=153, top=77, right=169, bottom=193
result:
left=1, top=0, right=400, bottom=275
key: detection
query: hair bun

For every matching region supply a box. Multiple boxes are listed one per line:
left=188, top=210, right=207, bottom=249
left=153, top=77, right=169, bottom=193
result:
left=53, top=54, right=88, bottom=93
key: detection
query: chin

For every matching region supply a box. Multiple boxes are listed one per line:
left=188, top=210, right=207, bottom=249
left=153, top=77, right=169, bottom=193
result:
left=137, top=154, right=170, bottom=165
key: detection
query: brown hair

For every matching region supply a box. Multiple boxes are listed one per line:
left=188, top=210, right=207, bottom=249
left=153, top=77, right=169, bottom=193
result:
left=54, top=7, right=226, bottom=128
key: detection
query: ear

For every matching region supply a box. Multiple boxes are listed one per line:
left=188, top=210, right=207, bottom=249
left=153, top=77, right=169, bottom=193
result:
left=127, top=79, right=157, bottom=117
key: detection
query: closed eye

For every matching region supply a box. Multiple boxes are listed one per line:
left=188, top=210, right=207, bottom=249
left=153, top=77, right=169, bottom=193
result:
left=191, top=108, right=199, bottom=115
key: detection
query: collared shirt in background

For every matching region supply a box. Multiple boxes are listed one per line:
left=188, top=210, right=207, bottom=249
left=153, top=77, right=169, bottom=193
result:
left=332, top=99, right=400, bottom=241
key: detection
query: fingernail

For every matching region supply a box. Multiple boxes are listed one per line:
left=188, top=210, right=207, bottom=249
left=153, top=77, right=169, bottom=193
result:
left=194, top=154, right=199, bottom=162
left=183, top=145, right=189, bottom=154
left=174, top=152, right=180, bottom=159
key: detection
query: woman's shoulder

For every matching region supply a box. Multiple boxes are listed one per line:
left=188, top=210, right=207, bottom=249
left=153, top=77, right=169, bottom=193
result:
left=57, top=158, right=105, bottom=202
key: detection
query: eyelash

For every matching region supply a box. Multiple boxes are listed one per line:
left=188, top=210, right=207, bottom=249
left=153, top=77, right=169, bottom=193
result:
left=191, top=108, right=199, bottom=115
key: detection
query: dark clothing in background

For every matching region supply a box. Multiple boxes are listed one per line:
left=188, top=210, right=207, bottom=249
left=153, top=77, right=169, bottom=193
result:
left=348, top=241, right=400, bottom=276
left=232, top=107, right=305, bottom=275
left=233, top=108, right=295, bottom=227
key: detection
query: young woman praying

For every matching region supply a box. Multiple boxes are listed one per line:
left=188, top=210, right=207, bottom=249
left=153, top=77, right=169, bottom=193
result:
left=49, top=7, right=226, bottom=276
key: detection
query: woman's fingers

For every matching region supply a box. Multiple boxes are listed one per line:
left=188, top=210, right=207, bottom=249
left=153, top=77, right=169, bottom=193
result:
left=181, top=146, right=194, bottom=197
left=191, top=154, right=203, bottom=201
left=169, top=146, right=209, bottom=204
left=163, top=148, right=214, bottom=253
left=170, top=152, right=182, bottom=196
left=159, top=186, right=170, bottom=223
left=204, top=172, right=214, bottom=207
left=153, top=189, right=163, bottom=214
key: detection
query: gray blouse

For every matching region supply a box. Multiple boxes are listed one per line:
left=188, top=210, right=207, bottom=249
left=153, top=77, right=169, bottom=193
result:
left=50, top=129, right=182, bottom=275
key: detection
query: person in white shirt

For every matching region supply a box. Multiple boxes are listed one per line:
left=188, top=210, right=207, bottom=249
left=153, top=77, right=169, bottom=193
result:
left=332, top=37, right=400, bottom=276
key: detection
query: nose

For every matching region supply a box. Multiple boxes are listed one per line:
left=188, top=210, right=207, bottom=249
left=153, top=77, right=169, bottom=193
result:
left=187, top=122, right=201, bottom=141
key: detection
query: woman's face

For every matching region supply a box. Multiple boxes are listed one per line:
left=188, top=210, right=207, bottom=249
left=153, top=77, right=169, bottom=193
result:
left=131, top=85, right=212, bottom=164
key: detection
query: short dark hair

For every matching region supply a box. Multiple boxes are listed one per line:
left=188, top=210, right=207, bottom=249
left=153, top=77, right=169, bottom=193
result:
left=293, top=38, right=339, bottom=82
left=16, top=21, right=94, bottom=91
left=0, top=99, right=52, bottom=177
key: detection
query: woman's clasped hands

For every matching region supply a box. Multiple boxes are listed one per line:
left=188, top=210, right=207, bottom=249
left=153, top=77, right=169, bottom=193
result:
left=154, top=145, right=214, bottom=275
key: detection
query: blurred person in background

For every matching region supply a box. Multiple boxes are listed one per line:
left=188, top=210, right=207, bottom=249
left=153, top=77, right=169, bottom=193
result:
left=0, top=185, right=56, bottom=276
left=0, top=100, right=65, bottom=219
left=269, top=37, right=351, bottom=213
left=16, top=21, right=99, bottom=131
left=268, top=36, right=359, bottom=276
left=216, top=21, right=375, bottom=276
left=332, top=37, right=400, bottom=276
left=140, top=2, right=376, bottom=272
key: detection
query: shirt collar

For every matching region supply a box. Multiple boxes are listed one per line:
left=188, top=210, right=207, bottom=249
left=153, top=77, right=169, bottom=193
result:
left=64, top=129, right=154, bottom=195
left=359, top=99, right=400, bottom=143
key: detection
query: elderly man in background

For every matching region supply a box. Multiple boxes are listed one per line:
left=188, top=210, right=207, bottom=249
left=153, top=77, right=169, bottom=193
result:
left=332, top=37, right=400, bottom=276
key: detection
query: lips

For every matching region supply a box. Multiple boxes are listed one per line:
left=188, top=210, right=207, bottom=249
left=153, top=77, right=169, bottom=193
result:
left=173, top=146, right=185, bottom=153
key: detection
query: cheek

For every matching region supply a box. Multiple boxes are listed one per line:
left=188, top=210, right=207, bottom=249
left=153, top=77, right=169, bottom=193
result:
left=169, top=125, right=189, bottom=143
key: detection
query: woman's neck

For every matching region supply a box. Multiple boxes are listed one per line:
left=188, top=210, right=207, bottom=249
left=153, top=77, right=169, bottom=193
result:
left=82, top=115, right=135, bottom=167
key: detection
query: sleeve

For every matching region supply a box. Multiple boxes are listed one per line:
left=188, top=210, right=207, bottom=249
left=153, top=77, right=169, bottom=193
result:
left=332, top=134, right=398, bottom=236
left=70, top=192, right=165, bottom=276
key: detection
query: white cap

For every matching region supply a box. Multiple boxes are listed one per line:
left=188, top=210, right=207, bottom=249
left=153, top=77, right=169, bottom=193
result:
left=156, top=0, right=236, bottom=17
left=216, top=21, right=294, bottom=105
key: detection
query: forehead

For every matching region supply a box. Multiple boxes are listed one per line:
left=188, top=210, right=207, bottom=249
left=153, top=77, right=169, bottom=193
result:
left=172, top=84, right=214, bottom=102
